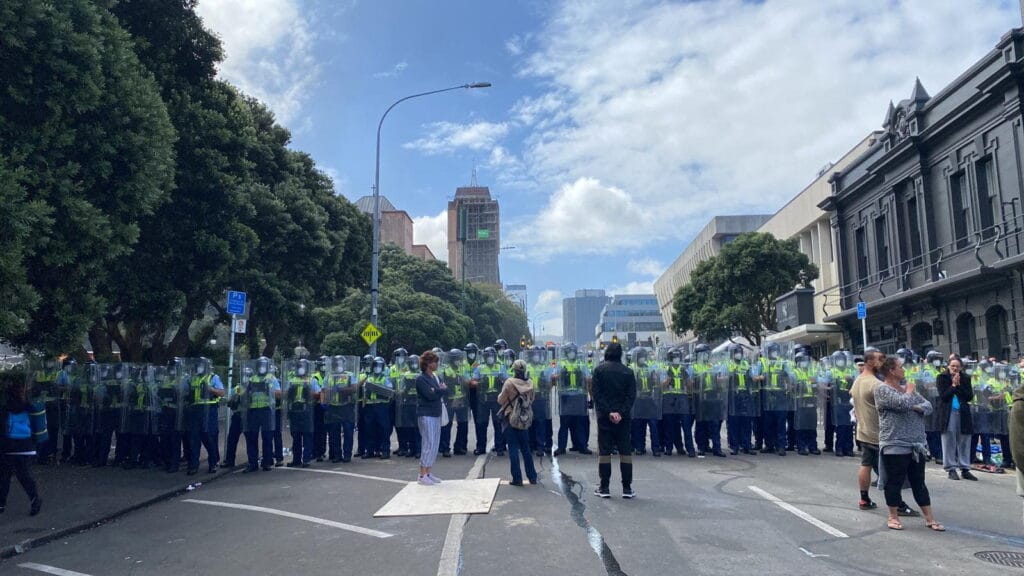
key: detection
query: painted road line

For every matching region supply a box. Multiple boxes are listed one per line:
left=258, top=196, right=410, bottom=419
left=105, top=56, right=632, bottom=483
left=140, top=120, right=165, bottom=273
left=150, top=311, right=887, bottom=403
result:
left=18, top=563, right=94, bottom=576
left=278, top=466, right=409, bottom=485
left=437, top=453, right=489, bottom=576
left=748, top=485, right=849, bottom=539
left=182, top=499, right=394, bottom=538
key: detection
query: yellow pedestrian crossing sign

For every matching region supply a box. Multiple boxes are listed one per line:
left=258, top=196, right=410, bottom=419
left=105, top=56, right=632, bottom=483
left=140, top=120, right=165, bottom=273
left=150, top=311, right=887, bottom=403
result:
left=361, top=322, right=382, bottom=346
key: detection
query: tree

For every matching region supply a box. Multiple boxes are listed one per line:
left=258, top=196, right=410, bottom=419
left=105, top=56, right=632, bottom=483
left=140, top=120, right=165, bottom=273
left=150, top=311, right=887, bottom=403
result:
left=672, top=232, right=818, bottom=346
left=0, top=157, right=48, bottom=338
left=0, top=0, right=176, bottom=352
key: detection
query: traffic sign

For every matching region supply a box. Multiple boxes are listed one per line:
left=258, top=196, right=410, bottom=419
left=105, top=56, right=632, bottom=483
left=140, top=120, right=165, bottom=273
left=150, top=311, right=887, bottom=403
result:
left=856, top=301, right=867, bottom=320
left=227, top=290, right=247, bottom=315
left=232, top=318, right=247, bottom=334
left=361, top=322, right=382, bottom=346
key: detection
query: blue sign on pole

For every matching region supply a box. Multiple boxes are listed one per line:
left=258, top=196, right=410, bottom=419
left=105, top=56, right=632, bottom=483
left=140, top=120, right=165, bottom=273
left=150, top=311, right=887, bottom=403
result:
left=227, top=290, right=247, bottom=315
left=856, top=301, right=867, bottom=320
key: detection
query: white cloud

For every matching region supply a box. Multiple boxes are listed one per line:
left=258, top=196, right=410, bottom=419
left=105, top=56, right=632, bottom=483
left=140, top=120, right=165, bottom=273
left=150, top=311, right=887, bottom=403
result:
left=627, top=257, right=664, bottom=277
left=607, top=280, right=655, bottom=296
left=196, top=0, right=317, bottom=126
left=505, top=34, right=531, bottom=56
left=404, top=121, right=510, bottom=155
left=511, top=0, right=1017, bottom=259
left=413, top=210, right=449, bottom=263
left=373, top=61, right=408, bottom=79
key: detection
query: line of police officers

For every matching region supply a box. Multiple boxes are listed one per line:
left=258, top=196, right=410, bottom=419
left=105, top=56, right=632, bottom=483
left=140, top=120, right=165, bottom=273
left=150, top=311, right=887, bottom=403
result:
left=26, top=340, right=1017, bottom=474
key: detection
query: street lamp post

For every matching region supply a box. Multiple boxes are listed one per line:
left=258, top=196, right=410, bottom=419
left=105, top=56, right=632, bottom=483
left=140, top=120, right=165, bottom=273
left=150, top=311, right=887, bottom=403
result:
left=370, top=82, right=491, bottom=357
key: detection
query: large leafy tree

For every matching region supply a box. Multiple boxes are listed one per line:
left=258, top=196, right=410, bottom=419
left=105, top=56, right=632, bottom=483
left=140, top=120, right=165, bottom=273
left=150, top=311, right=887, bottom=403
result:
left=0, top=158, right=48, bottom=337
left=672, top=232, right=817, bottom=346
left=0, top=0, right=175, bottom=352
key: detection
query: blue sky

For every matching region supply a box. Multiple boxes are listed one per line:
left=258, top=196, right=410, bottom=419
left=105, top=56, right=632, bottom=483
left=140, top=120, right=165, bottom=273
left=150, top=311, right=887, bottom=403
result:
left=196, top=0, right=1019, bottom=337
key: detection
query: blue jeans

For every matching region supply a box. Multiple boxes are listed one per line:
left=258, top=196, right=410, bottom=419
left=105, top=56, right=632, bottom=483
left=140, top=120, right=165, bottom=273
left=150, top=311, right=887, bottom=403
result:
left=504, top=425, right=537, bottom=484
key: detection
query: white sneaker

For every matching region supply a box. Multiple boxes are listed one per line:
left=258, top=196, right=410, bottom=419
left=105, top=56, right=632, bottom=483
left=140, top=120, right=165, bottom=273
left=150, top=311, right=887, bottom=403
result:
left=418, top=475, right=435, bottom=486
left=427, top=474, right=442, bottom=484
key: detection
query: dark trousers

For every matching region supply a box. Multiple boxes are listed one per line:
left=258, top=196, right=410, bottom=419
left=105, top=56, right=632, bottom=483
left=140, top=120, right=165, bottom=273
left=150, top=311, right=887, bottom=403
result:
left=752, top=416, right=763, bottom=448
left=356, top=406, right=368, bottom=456
left=881, top=453, right=931, bottom=508
left=291, top=431, right=312, bottom=464
left=0, top=454, right=38, bottom=506
left=61, top=433, right=73, bottom=461
left=824, top=402, right=835, bottom=450
left=475, top=401, right=505, bottom=452
left=363, top=403, right=392, bottom=455
left=972, top=434, right=991, bottom=463
left=763, top=411, right=787, bottom=451
left=630, top=418, right=660, bottom=452
left=441, top=418, right=469, bottom=454
left=397, top=426, right=421, bottom=455
left=244, top=409, right=274, bottom=469
left=835, top=424, right=854, bottom=455
left=313, top=404, right=327, bottom=460
left=786, top=411, right=796, bottom=449
left=129, top=433, right=155, bottom=466
left=504, top=425, right=538, bottom=484
left=796, top=429, right=817, bottom=452
left=997, top=433, right=1013, bottom=465
left=697, top=420, right=723, bottom=453
left=530, top=418, right=552, bottom=452
left=557, top=415, right=588, bottom=451
left=662, top=413, right=690, bottom=453
left=727, top=415, right=753, bottom=451
left=273, top=409, right=284, bottom=462
left=926, top=431, right=943, bottom=460
left=326, top=421, right=354, bottom=460
left=224, top=412, right=242, bottom=465
left=71, top=435, right=91, bottom=465
left=37, top=402, right=59, bottom=460
left=186, top=409, right=219, bottom=472
left=597, top=415, right=633, bottom=489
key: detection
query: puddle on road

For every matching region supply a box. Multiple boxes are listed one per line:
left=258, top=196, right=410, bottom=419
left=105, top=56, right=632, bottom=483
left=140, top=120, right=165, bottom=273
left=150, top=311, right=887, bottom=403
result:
left=550, top=457, right=628, bottom=576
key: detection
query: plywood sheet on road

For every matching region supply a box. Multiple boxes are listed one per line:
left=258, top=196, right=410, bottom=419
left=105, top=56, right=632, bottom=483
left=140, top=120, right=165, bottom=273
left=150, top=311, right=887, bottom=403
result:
left=373, top=478, right=500, bottom=517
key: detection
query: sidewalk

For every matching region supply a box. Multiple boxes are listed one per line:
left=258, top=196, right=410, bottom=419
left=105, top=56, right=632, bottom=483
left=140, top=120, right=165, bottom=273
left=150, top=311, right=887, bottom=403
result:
left=0, top=458, right=235, bottom=559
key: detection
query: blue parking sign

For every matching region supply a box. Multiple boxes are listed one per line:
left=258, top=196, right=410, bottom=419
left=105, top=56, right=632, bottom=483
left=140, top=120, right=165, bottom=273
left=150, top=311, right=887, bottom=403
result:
left=856, top=301, right=867, bottom=320
left=227, top=290, right=247, bottom=315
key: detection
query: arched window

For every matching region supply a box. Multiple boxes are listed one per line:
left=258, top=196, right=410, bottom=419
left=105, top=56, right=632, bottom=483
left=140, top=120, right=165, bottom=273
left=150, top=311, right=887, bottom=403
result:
left=985, top=305, right=1010, bottom=360
left=910, top=322, right=934, bottom=356
left=955, top=313, right=976, bottom=358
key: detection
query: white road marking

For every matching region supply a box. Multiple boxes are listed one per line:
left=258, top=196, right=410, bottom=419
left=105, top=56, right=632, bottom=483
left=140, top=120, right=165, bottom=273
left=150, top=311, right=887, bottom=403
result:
left=182, top=499, right=393, bottom=538
left=18, top=563, right=94, bottom=576
left=437, top=453, right=489, bottom=576
left=277, top=466, right=409, bottom=485
left=799, top=547, right=830, bottom=558
left=748, top=485, right=849, bottom=539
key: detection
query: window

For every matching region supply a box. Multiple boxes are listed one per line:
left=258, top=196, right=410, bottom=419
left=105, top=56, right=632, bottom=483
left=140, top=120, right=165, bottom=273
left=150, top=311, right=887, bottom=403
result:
left=950, top=171, right=969, bottom=249
left=906, top=196, right=923, bottom=266
left=875, top=215, right=889, bottom=278
left=955, top=313, right=977, bottom=358
left=975, top=157, right=996, bottom=240
left=855, top=226, right=869, bottom=286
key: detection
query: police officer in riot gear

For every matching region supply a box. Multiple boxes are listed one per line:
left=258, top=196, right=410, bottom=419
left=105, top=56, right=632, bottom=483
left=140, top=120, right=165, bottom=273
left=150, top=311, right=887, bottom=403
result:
left=472, top=347, right=507, bottom=455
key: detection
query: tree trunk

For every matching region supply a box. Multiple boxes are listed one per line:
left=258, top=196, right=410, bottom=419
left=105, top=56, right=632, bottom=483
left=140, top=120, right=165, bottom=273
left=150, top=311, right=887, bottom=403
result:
left=88, top=322, right=114, bottom=362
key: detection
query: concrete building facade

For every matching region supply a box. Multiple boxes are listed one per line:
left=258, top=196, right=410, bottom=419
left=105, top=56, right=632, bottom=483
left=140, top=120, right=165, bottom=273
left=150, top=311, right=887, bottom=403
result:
left=820, top=28, right=1024, bottom=359
left=447, top=186, right=501, bottom=285
left=595, top=294, right=669, bottom=350
left=562, top=289, right=611, bottom=347
left=355, top=195, right=415, bottom=256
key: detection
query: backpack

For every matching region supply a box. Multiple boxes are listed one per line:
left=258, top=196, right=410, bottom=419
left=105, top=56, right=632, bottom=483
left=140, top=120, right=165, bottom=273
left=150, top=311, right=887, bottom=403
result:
left=507, top=388, right=533, bottom=430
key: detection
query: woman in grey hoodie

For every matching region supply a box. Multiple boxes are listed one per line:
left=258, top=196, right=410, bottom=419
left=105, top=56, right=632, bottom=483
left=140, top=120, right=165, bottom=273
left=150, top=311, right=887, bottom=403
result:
left=874, top=358, right=944, bottom=532
left=498, top=360, right=538, bottom=486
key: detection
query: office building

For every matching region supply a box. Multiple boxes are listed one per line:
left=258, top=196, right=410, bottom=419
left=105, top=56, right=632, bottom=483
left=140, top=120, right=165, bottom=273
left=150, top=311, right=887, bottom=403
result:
left=447, top=186, right=500, bottom=285
left=562, top=289, right=611, bottom=346
left=595, top=294, right=669, bottom=350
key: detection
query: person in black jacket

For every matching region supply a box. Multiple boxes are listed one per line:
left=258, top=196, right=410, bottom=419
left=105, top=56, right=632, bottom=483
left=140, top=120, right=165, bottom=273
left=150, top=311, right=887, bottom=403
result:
left=1, top=381, right=43, bottom=515
left=591, top=343, right=637, bottom=499
left=936, top=357, right=977, bottom=481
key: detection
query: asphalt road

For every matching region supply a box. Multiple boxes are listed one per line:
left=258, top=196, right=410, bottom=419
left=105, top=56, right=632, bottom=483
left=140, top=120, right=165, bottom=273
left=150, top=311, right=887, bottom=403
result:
left=4, top=419, right=1022, bottom=576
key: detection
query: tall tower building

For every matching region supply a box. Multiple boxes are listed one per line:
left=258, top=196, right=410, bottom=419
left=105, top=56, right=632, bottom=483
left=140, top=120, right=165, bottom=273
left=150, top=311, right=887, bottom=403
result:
left=447, top=184, right=500, bottom=285
left=562, top=289, right=612, bottom=347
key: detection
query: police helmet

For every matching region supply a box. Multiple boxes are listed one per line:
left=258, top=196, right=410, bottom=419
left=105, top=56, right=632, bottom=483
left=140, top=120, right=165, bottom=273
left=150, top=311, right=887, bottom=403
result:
left=527, top=346, right=543, bottom=364
left=329, top=355, right=347, bottom=374
left=407, top=354, right=420, bottom=372
left=372, top=357, right=386, bottom=374
left=728, top=343, right=745, bottom=360
left=562, top=342, right=579, bottom=361
left=464, top=343, right=479, bottom=361
left=256, top=356, right=271, bottom=376
left=500, top=349, right=516, bottom=366
left=763, top=342, right=781, bottom=359
left=296, top=359, right=311, bottom=377
left=925, top=350, right=944, bottom=367
left=587, top=350, right=595, bottom=359
left=667, top=347, right=684, bottom=364
left=694, top=343, right=711, bottom=361
left=895, top=348, right=915, bottom=366
left=631, top=347, right=648, bottom=365
left=978, top=358, right=993, bottom=374
left=494, top=339, right=509, bottom=352
left=448, top=349, right=465, bottom=364
left=361, top=354, right=373, bottom=371
left=831, top=350, right=849, bottom=368
left=482, top=346, right=497, bottom=365
left=794, top=352, right=811, bottom=368
left=392, top=348, right=408, bottom=362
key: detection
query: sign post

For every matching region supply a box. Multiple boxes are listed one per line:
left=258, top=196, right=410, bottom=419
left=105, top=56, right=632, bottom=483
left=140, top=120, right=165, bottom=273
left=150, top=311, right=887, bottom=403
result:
left=226, top=291, right=248, bottom=393
left=857, top=301, right=868, bottom=352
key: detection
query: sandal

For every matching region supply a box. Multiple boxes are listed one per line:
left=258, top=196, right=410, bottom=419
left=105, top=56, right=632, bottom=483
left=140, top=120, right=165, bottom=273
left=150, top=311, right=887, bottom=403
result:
left=926, top=522, right=945, bottom=532
left=887, top=518, right=903, bottom=530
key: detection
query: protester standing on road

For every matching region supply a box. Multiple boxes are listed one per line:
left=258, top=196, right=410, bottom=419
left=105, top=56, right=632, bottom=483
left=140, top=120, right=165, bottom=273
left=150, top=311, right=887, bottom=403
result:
left=1, top=381, right=44, bottom=516
left=592, top=343, right=638, bottom=499
left=936, top=357, right=978, bottom=481
left=498, top=359, right=538, bottom=486
left=416, top=350, right=446, bottom=486
left=874, top=358, right=944, bottom=531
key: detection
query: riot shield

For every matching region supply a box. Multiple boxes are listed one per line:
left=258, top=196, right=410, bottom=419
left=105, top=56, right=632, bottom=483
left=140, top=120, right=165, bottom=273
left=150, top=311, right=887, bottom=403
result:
left=97, top=364, right=128, bottom=435
left=323, top=356, right=359, bottom=425
left=828, top=369, right=855, bottom=427
left=158, top=362, right=186, bottom=433
left=394, top=372, right=418, bottom=428
left=27, top=358, right=61, bottom=429
left=362, top=373, right=395, bottom=402
left=792, top=371, right=824, bottom=431
left=661, top=364, right=694, bottom=415
left=65, top=364, right=95, bottom=437
left=282, top=359, right=316, bottom=434
left=241, top=358, right=277, bottom=433
left=971, top=378, right=994, bottom=436
left=699, top=363, right=728, bottom=422
left=556, top=362, right=588, bottom=417
left=630, top=365, right=663, bottom=420
left=914, top=367, right=941, bottom=433
left=476, top=365, right=505, bottom=407
left=758, top=357, right=793, bottom=412
left=442, top=362, right=471, bottom=423
left=989, top=373, right=1010, bottom=437
left=726, top=360, right=759, bottom=418
left=527, top=364, right=553, bottom=420
left=123, top=365, right=158, bottom=435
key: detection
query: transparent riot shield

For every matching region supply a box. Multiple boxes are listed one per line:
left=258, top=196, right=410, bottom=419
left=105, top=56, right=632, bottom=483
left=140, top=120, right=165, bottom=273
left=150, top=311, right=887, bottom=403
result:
left=989, top=372, right=1010, bottom=437
left=362, top=372, right=395, bottom=404
left=158, top=362, right=186, bottom=433
left=96, top=363, right=128, bottom=435
left=556, top=361, right=588, bottom=417
left=758, top=357, right=793, bottom=412
left=442, top=360, right=471, bottom=423
left=394, top=372, right=418, bottom=428
left=476, top=364, right=505, bottom=409
left=123, top=364, right=158, bottom=436
left=282, top=359, right=316, bottom=434
left=972, top=378, right=994, bottom=436
left=914, top=367, right=941, bottom=433
left=27, top=358, right=61, bottom=432
left=792, top=369, right=823, bottom=431
left=699, top=363, right=728, bottom=422
left=241, top=358, right=277, bottom=433
left=726, top=360, right=759, bottom=418
left=65, top=364, right=95, bottom=437
left=324, top=356, right=359, bottom=426
left=829, top=369, right=856, bottom=427
left=527, top=363, right=553, bottom=420
left=631, top=365, right=663, bottom=420
left=181, top=358, right=217, bottom=433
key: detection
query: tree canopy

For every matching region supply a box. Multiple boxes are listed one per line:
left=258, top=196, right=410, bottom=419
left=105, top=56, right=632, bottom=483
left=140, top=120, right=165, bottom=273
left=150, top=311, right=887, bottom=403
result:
left=671, top=232, right=818, bottom=346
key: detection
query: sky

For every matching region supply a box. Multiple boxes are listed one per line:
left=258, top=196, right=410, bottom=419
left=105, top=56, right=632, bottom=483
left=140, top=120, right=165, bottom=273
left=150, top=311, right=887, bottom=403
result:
left=195, top=0, right=1021, bottom=338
